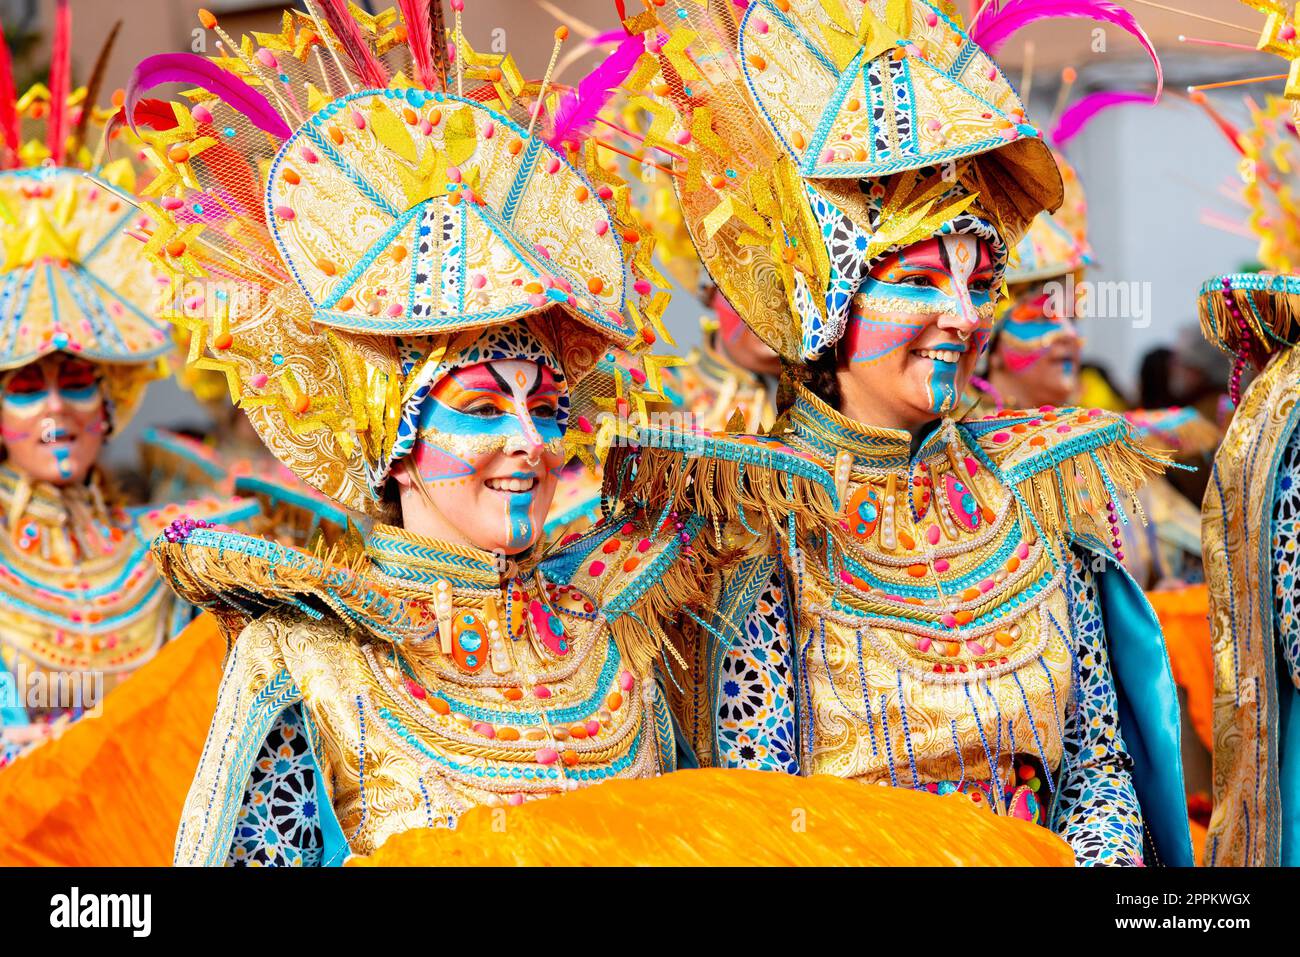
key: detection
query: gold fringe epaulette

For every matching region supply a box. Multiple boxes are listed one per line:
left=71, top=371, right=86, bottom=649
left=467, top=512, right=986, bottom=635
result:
left=602, top=427, right=841, bottom=560
left=151, top=528, right=430, bottom=651
left=542, top=505, right=717, bottom=675
left=1123, top=407, right=1221, bottom=459
left=961, top=407, right=1172, bottom=546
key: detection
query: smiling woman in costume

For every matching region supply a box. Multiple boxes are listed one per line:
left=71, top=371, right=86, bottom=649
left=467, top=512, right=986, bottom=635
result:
left=132, top=2, right=701, bottom=865
left=585, top=0, right=1192, bottom=866
left=0, top=6, right=254, bottom=765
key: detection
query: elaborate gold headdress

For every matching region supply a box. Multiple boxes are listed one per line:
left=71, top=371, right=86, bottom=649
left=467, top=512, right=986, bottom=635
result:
left=0, top=6, right=168, bottom=430
left=619, top=0, right=1064, bottom=363
left=128, top=1, right=670, bottom=514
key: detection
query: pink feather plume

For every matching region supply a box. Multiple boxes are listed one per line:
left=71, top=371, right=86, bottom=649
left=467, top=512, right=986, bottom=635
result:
left=398, top=0, right=441, bottom=90
left=126, top=53, right=292, bottom=139
left=969, top=0, right=1163, bottom=100
left=46, top=0, right=71, bottom=164
left=547, top=32, right=646, bottom=150
left=1050, top=89, right=1154, bottom=146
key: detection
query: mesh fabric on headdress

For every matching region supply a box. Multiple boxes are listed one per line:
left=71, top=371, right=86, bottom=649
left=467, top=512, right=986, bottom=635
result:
left=625, top=0, right=1063, bottom=363
left=131, top=4, right=667, bottom=514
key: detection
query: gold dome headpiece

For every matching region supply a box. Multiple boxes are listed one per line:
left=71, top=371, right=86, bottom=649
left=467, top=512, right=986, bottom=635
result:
left=621, top=0, right=1067, bottom=364
left=0, top=5, right=169, bottom=432
left=127, top=1, right=670, bottom=514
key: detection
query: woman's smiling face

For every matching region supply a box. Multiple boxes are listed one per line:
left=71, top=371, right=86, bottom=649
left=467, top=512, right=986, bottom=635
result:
left=400, top=351, right=566, bottom=557
left=1, top=354, right=108, bottom=485
left=992, top=280, right=1083, bottom=408
left=838, top=234, right=999, bottom=431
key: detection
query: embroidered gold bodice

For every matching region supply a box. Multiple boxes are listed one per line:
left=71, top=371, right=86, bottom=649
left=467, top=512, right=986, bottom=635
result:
left=171, top=523, right=677, bottom=862
left=0, top=466, right=216, bottom=720
left=777, top=391, right=1076, bottom=790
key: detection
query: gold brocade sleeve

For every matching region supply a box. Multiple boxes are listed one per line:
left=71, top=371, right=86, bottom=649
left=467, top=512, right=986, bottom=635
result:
left=1201, top=346, right=1300, bottom=866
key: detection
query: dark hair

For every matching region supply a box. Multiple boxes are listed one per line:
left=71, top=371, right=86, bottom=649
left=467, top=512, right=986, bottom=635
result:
left=778, top=348, right=843, bottom=414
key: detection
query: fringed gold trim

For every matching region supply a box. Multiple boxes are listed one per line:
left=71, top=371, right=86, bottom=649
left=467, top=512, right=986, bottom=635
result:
left=605, top=442, right=841, bottom=556
left=595, top=438, right=837, bottom=675
left=152, top=534, right=420, bottom=655
left=1199, top=281, right=1300, bottom=367
left=605, top=544, right=712, bottom=676
left=1012, top=431, right=1171, bottom=546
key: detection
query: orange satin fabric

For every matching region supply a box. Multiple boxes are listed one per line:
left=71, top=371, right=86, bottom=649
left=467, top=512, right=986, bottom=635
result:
left=1147, top=584, right=1213, bottom=753
left=0, top=613, right=225, bottom=866
left=351, top=768, right=1075, bottom=866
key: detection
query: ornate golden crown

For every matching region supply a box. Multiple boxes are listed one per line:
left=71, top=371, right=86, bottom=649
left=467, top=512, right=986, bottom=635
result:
left=0, top=8, right=169, bottom=430
left=129, top=1, right=671, bottom=513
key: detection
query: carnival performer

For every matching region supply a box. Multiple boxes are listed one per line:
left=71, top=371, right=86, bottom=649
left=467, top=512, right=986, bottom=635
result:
left=583, top=0, right=1191, bottom=865
left=1199, top=270, right=1300, bottom=867
left=1194, top=33, right=1300, bottom=866
left=131, top=1, right=699, bottom=865
left=0, top=6, right=258, bottom=766
left=965, top=149, right=1210, bottom=588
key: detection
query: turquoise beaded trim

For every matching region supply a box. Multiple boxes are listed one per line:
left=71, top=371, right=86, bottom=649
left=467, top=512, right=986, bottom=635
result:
left=830, top=567, right=1056, bottom=630
left=231, top=474, right=351, bottom=528
left=0, top=574, right=165, bottom=634
left=601, top=512, right=706, bottom=619
left=394, top=636, right=623, bottom=725
left=366, top=529, right=501, bottom=589
left=839, top=527, right=1023, bottom=598
left=633, top=426, right=840, bottom=504
left=376, top=704, right=641, bottom=783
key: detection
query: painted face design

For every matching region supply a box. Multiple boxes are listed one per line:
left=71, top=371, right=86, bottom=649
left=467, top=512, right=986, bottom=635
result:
left=995, top=283, right=1084, bottom=408
left=842, top=234, right=998, bottom=422
left=0, top=354, right=108, bottom=485
left=413, top=355, right=566, bottom=555
left=1000, top=285, right=1083, bottom=374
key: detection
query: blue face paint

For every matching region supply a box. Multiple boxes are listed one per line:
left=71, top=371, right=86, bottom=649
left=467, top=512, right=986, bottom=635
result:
left=52, top=446, right=73, bottom=480
left=923, top=343, right=965, bottom=415
left=505, top=488, right=534, bottom=550
left=2, top=389, right=50, bottom=410
left=417, top=400, right=564, bottom=445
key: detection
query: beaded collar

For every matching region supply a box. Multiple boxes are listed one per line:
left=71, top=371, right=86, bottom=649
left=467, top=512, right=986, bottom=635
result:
left=0, top=464, right=122, bottom=564
left=788, top=386, right=949, bottom=475
left=365, top=524, right=514, bottom=591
